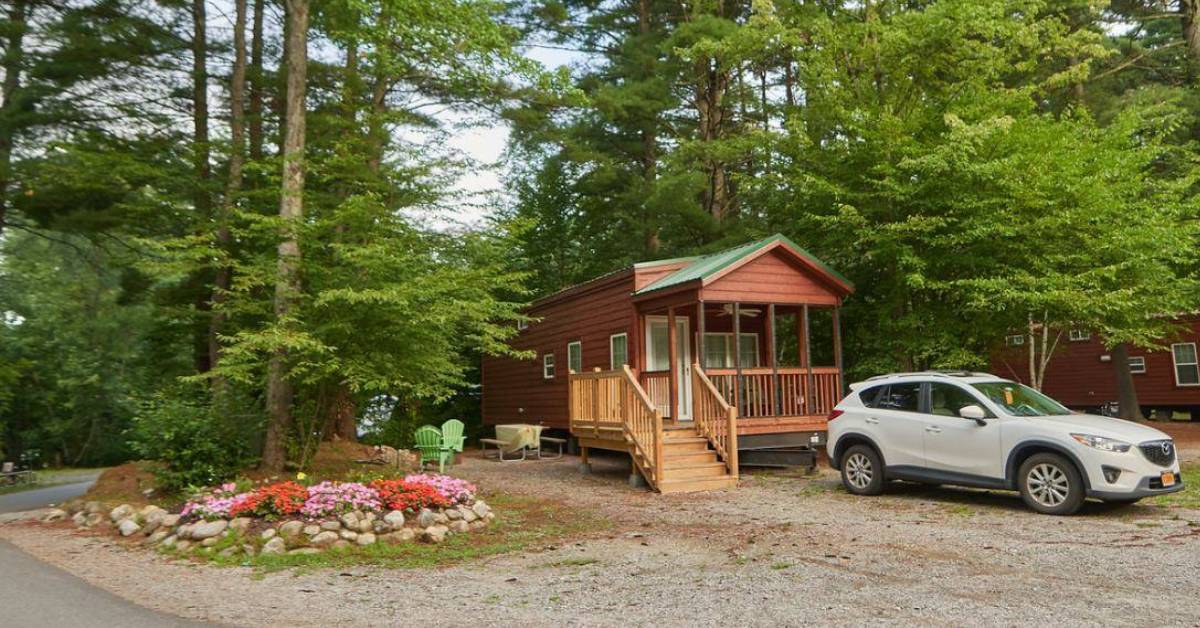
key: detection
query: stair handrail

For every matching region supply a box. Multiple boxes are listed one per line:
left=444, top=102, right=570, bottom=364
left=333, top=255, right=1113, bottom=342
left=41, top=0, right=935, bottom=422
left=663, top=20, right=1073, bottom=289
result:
left=620, top=365, right=663, bottom=486
left=692, top=363, right=739, bottom=477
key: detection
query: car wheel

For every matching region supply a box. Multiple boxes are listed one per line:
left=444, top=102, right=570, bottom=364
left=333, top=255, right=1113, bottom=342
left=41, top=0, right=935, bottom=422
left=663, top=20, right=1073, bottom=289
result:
left=841, top=444, right=885, bottom=496
left=1018, top=453, right=1085, bottom=515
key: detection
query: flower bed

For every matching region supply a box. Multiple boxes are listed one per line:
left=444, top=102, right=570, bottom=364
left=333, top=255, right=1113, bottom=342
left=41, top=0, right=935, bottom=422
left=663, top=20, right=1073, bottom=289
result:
left=51, top=473, right=495, bottom=559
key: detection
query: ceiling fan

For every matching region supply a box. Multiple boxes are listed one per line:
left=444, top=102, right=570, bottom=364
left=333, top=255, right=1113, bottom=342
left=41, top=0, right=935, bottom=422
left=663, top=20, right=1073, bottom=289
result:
left=713, top=304, right=761, bottom=317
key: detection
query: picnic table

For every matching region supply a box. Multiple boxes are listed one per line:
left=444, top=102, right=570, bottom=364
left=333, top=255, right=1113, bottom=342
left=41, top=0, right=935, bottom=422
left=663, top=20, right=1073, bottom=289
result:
left=494, top=423, right=544, bottom=453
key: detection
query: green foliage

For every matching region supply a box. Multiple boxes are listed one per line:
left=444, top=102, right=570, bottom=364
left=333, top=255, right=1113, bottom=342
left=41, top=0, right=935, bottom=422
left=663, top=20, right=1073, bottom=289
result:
left=128, top=391, right=262, bottom=494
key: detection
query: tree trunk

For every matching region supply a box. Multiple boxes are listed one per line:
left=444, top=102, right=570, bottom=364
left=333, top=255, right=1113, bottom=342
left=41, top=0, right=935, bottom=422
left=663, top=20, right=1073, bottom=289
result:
left=1182, top=0, right=1200, bottom=81
left=262, top=0, right=309, bottom=472
left=276, top=1, right=292, bottom=156
left=0, top=0, right=30, bottom=237
left=637, top=0, right=659, bottom=255
left=323, top=384, right=358, bottom=441
left=1112, top=343, right=1144, bottom=421
left=191, top=0, right=213, bottom=374
left=210, top=0, right=248, bottom=385
left=248, top=0, right=265, bottom=161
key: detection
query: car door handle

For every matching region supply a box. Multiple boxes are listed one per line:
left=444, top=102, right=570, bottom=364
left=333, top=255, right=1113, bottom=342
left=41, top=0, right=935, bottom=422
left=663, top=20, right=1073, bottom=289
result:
left=865, top=417, right=880, bottom=425
left=925, top=426, right=942, bottom=433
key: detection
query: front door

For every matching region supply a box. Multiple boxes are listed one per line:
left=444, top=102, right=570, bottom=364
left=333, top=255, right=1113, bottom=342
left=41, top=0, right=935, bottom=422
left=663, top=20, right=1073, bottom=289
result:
left=646, top=316, right=692, bottom=421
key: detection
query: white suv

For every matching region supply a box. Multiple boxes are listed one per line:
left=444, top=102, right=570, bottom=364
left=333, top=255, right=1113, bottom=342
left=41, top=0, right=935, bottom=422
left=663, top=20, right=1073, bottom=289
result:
left=826, top=371, right=1184, bottom=515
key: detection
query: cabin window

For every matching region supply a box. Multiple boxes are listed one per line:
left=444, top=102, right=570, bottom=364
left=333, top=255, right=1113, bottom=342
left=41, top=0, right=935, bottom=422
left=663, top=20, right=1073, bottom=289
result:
left=1068, top=329, right=1090, bottom=342
left=517, top=319, right=528, bottom=331
left=609, top=333, right=628, bottom=369
left=702, top=333, right=759, bottom=368
left=1128, top=356, right=1146, bottom=374
left=543, top=353, right=555, bottom=379
left=567, top=341, right=582, bottom=374
left=1006, top=335, right=1024, bottom=347
left=1171, top=343, right=1199, bottom=386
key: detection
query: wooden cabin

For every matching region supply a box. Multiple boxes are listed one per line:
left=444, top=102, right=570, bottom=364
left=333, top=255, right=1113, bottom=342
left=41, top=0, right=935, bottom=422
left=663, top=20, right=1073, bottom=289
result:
left=990, top=315, right=1200, bottom=420
left=481, top=234, right=855, bottom=492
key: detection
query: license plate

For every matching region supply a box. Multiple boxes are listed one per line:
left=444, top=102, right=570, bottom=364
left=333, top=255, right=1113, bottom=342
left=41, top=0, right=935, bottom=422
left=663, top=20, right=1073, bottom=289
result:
left=1161, top=472, right=1176, bottom=487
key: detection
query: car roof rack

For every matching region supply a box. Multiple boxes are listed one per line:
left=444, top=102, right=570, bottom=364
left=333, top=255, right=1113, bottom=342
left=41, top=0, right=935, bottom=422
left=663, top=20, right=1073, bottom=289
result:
left=862, top=370, right=993, bottom=382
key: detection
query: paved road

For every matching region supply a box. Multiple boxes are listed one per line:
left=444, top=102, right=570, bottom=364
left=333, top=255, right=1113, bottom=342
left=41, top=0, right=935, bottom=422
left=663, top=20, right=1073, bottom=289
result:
left=0, top=473, right=219, bottom=626
left=0, top=475, right=101, bottom=514
left=0, top=540, right=214, bottom=627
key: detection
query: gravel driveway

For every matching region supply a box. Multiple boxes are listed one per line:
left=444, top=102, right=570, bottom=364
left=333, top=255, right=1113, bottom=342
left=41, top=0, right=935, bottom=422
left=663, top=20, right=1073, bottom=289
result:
left=2, top=451, right=1198, bottom=627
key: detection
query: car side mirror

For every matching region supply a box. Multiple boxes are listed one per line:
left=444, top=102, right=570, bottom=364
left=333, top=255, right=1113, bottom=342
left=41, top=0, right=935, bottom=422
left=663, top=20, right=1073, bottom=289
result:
left=959, top=404, right=987, bottom=425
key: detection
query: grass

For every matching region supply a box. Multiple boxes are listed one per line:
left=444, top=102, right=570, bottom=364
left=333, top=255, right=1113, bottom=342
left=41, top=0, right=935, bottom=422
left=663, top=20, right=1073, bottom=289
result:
left=1148, top=463, right=1200, bottom=510
left=182, top=491, right=608, bottom=573
left=549, top=557, right=598, bottom=567
left=770, top=561, right=793, bottom=570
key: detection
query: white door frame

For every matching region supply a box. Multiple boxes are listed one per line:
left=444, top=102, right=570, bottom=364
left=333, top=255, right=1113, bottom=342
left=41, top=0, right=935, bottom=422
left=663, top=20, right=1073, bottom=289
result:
left=645, top=315, right=692, bottom=421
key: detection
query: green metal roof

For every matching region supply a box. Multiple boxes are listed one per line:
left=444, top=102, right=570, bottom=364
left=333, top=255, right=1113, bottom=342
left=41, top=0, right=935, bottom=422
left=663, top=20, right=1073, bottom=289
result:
left=634, top=233, right=854, bottom=296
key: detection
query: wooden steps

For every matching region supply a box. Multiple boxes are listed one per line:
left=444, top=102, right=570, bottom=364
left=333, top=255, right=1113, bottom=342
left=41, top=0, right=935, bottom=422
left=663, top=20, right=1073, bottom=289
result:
left=654, top=424, right=737, bottom=493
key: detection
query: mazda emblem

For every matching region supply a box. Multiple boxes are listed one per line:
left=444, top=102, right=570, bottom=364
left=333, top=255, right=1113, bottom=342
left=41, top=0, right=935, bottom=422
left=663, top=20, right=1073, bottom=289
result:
left=1162, top=442, right=1173, bottom=456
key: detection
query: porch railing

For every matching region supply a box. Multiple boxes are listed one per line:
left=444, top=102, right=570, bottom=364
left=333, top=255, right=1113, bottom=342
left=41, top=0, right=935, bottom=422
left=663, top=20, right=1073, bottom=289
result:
left=706, top=367, right=842, bottom=419
left=641, top=371, right=670, bottom=417
left=691, top=365, right=738, bottom=476
left=568, top=367, right=663, bottom=487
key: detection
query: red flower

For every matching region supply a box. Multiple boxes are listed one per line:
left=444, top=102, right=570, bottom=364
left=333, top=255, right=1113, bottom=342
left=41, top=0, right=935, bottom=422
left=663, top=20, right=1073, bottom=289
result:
left=230, top=481, right=308, bottom=518
left=370, top=479, right=451, bottom=513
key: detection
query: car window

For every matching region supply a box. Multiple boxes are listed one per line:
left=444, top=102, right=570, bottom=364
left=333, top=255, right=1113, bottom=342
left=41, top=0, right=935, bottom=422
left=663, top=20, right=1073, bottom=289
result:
left=971, top=381, right=1069, bottom=417
left=928, top=382, right=987, bottom=417
left=859, top=385, right=886, bottom=408
left=877, top=382, right=920, bottom=412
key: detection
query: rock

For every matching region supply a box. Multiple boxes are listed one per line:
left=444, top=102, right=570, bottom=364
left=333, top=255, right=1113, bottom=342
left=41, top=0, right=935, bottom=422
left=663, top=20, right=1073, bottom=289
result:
left=43, top=508, right=69, bottom=523
left=261, top=528, right=278, bottom=541
left=433, top=512, right=449, bottom=524
left=200, top=537, right=221, bottom=548
left=84, top=501, right=104, bottom=514
left=469, top=520, right=486, bottom=531
left=279, top=521, right=304, bottom=538
left=448, top=520, right=469, bottom=534
left=190, top=519, right=228, bottom=540
left=390, top=528, right=416, bottom=543
left=138, top=505, right=167, bottom=523
left=176, top=524, right=193, bottom=539
left=161, top=535, right=178, bottom=548
left=356, top=533, right=376, bottom=546
left=383, top=510, right=405, bottom=528
left=303, top=525, right=321, bottom=536
left=118, top=519, right=141, bottom=536
left=229, top=517, right=252, bottom=534
left=72, top=512, right=87, bottom=526
left=373, top=520, right=391, bottom=534
left=339, top=512, right=359, bottom=530
left=357, top=519, right=373, bottom=533
left=140, top=519, right=161, bottom=535
left=160, top=514, right=180, bottom=528
left=339, top=529, right=358, bottom=541
left=417, top=509, right=438, bottom=528
left=84, top=513, right=104, bottom=527
left=174, top=540, right=192, bottom=551
left=461, top=508, right=478, bottom=523
left=485, top=512, right=495, bottom=522
left=472, top=500, right=491, bottom=519
left=218, top=547, right=238, bottom=558
left=146, top=529, right=171, bottom=544
left=445, top=508, right=463, bottom=521
left=332, top=540, right=352, bottom=550
left=261, top=537, right=286, bottom=555
left=109, top=504, right=135, bottom=522
left=311, top=531, right=339, bottom=547
left=288, top=547, right=320, bottom=555
left=320, top=520, right=341, bottom=532
left=241, top=544, right=256, bottom=557
left=421, top=525, right=449, bottom=544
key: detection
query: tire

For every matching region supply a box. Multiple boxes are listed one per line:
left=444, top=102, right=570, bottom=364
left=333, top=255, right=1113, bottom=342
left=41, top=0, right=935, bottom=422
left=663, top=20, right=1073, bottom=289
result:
left=840, top=444, right=885, bottom=496
left=1017, top=453, right=1085, bottom=515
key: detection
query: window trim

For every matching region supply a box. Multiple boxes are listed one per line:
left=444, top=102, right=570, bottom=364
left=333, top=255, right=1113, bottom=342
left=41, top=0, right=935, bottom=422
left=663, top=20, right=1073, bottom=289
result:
left=1171, top=342, right=1199, bottom=387
left=1006, top=334, right=1025, bottom=347
left=609, top=333, right=628, bottom=370
left=542, top=353, right=555, bottom=380
left=873, top=381, right=923, bottom=413
left=517, top=319, right=529, bottom=331
left=1068, top=329, right=1090, bottom=342
left=701, top=332, right=761, bottom=369
left=1128, top=356, right=1146, bottom=375
left=567, top=340, right=582, bottom=374
left=925, top=381, right=995, bottom=418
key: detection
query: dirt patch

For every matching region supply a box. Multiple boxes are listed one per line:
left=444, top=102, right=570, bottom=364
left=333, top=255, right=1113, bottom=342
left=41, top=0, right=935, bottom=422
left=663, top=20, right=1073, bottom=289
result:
left=84, top=462, right=160, bottom=506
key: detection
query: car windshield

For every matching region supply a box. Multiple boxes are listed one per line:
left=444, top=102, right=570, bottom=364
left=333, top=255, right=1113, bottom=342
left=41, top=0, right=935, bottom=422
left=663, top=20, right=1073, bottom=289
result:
left=970, top=381, right=1070, bottom=417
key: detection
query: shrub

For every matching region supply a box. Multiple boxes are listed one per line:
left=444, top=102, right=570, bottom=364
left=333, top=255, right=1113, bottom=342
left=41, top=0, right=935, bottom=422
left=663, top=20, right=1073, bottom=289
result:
left=370, top=479, right=450, bottom=513
left=403, top=473, right=476, bottom=505
left=300, top=481, right=382, bottom=518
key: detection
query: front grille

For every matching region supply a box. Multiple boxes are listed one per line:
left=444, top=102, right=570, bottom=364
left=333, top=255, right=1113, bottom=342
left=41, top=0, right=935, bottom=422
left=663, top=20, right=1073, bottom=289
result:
left=1139, top=439, right=1176, bottom=467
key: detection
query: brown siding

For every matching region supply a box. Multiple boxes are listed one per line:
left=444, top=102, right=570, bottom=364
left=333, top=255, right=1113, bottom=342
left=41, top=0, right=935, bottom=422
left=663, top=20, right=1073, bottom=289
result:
left=482, top=272, right=638, bottom=429
left=634, top=261, right=690, bottom=291
left=989, top=316, right=1200, bottom=409
left=701, top=250, right=841, bottom=305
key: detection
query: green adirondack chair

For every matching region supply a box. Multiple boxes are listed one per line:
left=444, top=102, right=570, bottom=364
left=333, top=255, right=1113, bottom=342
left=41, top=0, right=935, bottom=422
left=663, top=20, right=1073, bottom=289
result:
left=441, top=419, right=466, bottom=453
left=414, top=425, right=452, bottom=472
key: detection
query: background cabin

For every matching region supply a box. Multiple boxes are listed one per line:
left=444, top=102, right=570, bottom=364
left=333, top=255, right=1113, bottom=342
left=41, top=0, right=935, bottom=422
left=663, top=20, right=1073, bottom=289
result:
left=481, top=234, right=854, bottom=492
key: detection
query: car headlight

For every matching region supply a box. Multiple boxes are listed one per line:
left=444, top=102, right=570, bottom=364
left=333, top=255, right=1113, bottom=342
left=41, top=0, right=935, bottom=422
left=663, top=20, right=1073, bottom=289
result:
left=1071, top=433, right=1131, bottom=453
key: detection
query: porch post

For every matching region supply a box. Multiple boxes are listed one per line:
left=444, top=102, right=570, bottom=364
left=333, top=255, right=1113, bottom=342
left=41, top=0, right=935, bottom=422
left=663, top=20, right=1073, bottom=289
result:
left=803, top=304, right=814, bottom=416
left=767, top=303, right=778, bottom=416
left=833, top=306, right=845, bottom=395
left=667, top=306, right=678, bottom=422
left=733, top=302, right=742, bottom=414
left=697, top=300, right=706, bottom=368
